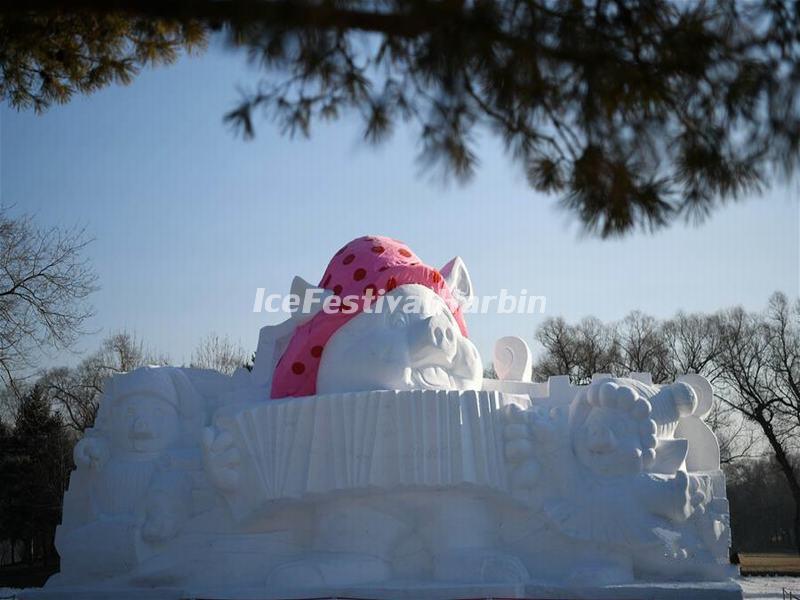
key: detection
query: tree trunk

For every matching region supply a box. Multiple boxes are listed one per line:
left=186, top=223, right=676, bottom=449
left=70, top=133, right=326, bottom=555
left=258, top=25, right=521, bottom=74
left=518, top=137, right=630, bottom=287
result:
left=758, top=417, right=800, bottom=554
left=795, top=503, right=800, bottom=556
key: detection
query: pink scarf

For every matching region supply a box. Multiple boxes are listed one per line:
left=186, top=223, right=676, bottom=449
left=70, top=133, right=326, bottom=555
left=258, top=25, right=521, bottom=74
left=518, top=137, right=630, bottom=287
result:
left=271, top=236, right=467, bottom=398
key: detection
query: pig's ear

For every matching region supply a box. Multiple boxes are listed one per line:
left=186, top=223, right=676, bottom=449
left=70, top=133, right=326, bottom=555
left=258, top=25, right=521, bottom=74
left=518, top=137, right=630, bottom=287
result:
left=290, top=276, right=332, bottom=325
left=441, top=256, right=474, bottom=307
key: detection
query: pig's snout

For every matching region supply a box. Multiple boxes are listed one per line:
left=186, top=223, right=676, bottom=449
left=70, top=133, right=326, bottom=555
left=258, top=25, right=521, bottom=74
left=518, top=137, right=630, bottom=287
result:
left=408, top=314, right=457, bottom=365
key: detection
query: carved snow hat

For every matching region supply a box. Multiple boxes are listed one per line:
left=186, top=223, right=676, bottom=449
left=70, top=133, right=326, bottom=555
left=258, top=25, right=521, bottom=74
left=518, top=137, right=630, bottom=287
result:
left=271, top=235, right=469, bottom=399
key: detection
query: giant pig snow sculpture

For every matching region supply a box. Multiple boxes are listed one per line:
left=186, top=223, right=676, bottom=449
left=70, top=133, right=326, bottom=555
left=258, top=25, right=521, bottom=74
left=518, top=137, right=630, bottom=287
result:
left=36, top=235, right=742, bottom=600
left=205, top=236, right=527, bottom=588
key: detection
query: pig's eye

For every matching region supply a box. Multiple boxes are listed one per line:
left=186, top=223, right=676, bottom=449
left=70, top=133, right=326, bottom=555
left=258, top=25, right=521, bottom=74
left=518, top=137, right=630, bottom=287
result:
left=390, top=312, right=408, bottom=329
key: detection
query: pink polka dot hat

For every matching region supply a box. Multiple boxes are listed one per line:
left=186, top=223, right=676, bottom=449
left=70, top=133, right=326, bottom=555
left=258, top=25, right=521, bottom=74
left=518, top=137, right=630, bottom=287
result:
left=271, top=235, right=468, bottom=399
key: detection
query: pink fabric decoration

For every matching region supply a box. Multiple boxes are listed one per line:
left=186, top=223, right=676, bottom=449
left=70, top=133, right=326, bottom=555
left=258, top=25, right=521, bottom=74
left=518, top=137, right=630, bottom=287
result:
left=270, top=235, right=468, bottom=399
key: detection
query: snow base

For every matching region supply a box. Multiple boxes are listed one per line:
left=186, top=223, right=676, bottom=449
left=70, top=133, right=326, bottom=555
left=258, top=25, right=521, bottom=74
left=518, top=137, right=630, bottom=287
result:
left=18, top=579, right=743, bottom=600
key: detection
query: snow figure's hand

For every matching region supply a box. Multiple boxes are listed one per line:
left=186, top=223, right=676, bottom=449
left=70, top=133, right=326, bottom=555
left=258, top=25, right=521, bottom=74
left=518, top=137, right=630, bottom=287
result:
left=202, top=427, right=241, bottom=493
left=688, top=473, right=713, bottom=515
left=503, top=405, right=535, bottom=464
left=502, top=405, right=541, bottom=492
left=142, top=497, right=178, bottom=543
left=667, top=470, right=693, bottom=522
left=73, top=437, right=109, bottom=470
left=529, top=406, right=563, bottom=450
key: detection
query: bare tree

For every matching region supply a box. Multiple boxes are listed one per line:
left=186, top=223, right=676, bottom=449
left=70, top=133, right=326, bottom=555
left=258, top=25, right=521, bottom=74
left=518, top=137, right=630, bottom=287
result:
left=658, top=310, right=758, bottom=467
left=190, top=333, right=250, bottom=376
left=534, top=316, right=619, bottom=384
left=616, top=311, right=670, bottom=383
left=0, top=210, right=97, bottom=394
left=764, top=293, right=800, bottom=435
left=661, top=312, right=723, bottom=382
left=713, top=296, right=800, bottom=553
left=40, top=332, right=162, bottom=432
left=533, top=317, right=585, bottom=382
left=575, top=317, right=620, bottom=381
left=704, top=400, right=760, bottom=467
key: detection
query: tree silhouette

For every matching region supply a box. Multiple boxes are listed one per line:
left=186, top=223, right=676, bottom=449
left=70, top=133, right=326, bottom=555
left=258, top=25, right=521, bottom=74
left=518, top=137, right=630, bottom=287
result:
left=0, top=8, right=205, bottom=111
left=3, top=1, right=799, bottom=235
left=191, top=332, right=251, bottom=375
left=0, top=385, right=73, bottom=566
left=0, top=210, right=97, bottom=394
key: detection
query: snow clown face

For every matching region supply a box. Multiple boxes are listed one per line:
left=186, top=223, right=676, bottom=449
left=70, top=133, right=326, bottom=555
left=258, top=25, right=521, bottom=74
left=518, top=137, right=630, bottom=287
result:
left=110, top=394, right=179, bottom=455
left=569, top=381, right=659, bottom=477
left=269, top=236, right=483, bottom=398
left=98, top=366, right=204, bottom=455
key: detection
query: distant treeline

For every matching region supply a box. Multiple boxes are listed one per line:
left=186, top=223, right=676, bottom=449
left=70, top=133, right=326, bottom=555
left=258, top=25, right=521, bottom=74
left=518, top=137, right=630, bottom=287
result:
left=728, top=458, right=799, bottom=553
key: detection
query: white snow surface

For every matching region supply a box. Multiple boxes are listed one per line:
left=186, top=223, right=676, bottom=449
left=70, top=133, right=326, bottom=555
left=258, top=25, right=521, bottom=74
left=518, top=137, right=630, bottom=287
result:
left=2, top=579, right=798, bottom=598
left=740, top=576, right=800, bottom=599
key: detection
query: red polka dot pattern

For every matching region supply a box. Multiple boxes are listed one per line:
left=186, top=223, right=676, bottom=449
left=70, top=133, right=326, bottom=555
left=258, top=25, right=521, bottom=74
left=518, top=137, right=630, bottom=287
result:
left=271, top=235, right=469, bottom=399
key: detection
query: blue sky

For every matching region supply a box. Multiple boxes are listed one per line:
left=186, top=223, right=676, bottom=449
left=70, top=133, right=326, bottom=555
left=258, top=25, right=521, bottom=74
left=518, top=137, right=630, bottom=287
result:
left=2, top=43, right=798, bottom=369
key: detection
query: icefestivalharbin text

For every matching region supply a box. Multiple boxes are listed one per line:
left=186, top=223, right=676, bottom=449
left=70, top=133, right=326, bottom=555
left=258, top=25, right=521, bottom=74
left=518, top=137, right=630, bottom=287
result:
left=252, top=286, right=547, bottom=315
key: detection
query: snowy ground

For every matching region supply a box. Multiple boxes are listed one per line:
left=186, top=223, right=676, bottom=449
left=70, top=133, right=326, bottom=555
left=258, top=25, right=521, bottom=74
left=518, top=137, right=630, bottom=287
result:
left=2, top=580, right=799, bottom=599
left=741, top=576, right=800, bottom=599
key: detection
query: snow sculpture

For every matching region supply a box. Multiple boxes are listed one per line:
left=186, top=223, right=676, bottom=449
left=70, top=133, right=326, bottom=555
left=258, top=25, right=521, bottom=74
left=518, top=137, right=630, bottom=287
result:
left=53, top=367, right=203, bottom=584
left=502, top=377, right=732, bottom=585
left=34, top=235, right=741, bottom=600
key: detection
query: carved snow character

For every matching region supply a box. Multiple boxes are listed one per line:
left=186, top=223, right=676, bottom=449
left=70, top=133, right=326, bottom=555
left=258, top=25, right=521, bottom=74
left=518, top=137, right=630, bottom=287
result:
left=504, top=377, right=728, bottom=583
left=250, top=234, right=482, bottom=398
left=55, top=367, right=203, bottom=584
left=569, top=378, right=697, bottom=478
left=204, top=235, right=528, bottom=589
